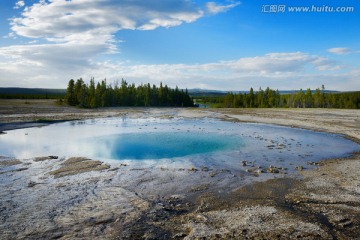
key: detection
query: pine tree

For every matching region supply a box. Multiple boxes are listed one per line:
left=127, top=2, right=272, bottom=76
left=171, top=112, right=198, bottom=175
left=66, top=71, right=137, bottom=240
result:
left=65, top=79, right=76, bottom=105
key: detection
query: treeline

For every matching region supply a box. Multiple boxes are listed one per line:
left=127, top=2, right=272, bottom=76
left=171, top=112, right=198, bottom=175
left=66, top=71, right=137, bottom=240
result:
left=0, top=88, right=66, bottom=99
left=199, top=86, right=360, bottom=109
left=65, top=78, right=194, bottom=108
left=0, top=93, right=64, bottom=99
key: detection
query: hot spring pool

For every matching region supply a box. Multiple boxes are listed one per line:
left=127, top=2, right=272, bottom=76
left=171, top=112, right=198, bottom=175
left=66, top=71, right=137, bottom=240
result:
left=0, top=117, right=359, bottom=172
left=88, top=132, right=243, bottom=159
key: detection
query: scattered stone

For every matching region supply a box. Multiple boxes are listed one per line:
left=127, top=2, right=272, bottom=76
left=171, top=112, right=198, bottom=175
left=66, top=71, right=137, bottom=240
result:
left=295, top=165, right=303, bottom=171
left=200, top=166, right=210, bottom=172
left=266, top=165, right=280, bottom=174
left=28, top=181, right=37, bottom=187
left=241, top=161, right=247, bottom=166
left=275, top=144, right=286, bottom=149
left=306, top=161, right=323, bottom=166
left=189, top=184, right=209, bottom=192
left=188, top=167, right=198, bottom=172
left=166, top=194, right=185, bottom=201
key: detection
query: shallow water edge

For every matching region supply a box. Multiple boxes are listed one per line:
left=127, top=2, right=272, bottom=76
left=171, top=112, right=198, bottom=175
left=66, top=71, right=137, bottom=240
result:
left=1, top=106, right=360, bottom=239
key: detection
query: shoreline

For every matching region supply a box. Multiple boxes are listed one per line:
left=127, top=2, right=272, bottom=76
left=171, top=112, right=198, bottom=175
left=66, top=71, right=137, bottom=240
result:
left=1, top=99, right=360, bottom=239
left=1, top=100, right=359, bottom=141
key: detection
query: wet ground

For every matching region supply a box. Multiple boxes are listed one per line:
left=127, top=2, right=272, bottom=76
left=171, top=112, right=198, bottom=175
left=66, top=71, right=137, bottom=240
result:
left=0, top=101, right=360, bottom=239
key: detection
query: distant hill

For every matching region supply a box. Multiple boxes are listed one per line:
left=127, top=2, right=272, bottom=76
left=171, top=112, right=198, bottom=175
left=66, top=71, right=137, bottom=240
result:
left=0, top=87, right=342, bottom=99
left=188, top=89, right=230, bottom=97
left=0, top=88, right=66, bottom=95
left=187, top=88, right=339, bottom=97
left=0, top=88, right=66, bottom=99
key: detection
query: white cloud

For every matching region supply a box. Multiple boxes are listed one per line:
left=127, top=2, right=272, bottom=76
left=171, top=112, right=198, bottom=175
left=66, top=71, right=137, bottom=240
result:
left=28, top=40, right=38, bottom=44
left=206, top=1, right=241, bottom=14
left=0, top=1, right=357, bottom=91
left=88, top=58, right=359, bottom=91
left=7, top=0, right=208, bottom=73
left=327, top=47, right=352, bottom=55
left=14, top=1, right=25, bottom=9
left=1, top=44, right=354, bottom=91
left=3, top=32, right=17, bottom=39
left=1, top=0, right=211, bottom=87
left=10, top=0, right=204, bottom=42
left=197, top=52, right=337, bottom=74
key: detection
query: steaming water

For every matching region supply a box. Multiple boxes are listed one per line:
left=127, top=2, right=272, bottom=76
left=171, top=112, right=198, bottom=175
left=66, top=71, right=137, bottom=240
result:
left=0, top=117, right=359, bottom=172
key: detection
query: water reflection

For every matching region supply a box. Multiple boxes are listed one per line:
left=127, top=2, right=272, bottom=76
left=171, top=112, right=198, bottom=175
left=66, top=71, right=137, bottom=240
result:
left=0, top=118, right=359, bottom=166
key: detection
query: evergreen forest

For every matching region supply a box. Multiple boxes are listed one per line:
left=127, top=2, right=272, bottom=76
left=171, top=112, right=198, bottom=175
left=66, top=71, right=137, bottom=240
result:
left=198, top=85, right=360, bottom=109
left=65, top=78, right=194, bottom=108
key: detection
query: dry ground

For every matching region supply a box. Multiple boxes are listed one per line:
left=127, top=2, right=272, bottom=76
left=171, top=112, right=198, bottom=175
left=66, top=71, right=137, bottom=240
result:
left=0, top=99, right=360, bottom=239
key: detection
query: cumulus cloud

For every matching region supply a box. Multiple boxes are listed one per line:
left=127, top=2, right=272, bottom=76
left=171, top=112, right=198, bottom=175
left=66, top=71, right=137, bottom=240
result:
left=0, top=44, right=351, bottom=90
left=0, top=0, right=356, bottom=91
left=7, top=0, right=210, bottom=71
left=0, top=42, right=98, bottom=87
left=327, top=47, right=352, bottom=55
left=14, top=1, right=25, bottom=9
left=1, top=0, right=209, bottom=87
left=10, top=0, right=204, bottom=41
left=196, top=52, right=338, bottom=74
left=1, top=0, right=243, bottom=88
left=206, top=1, right=241, bottom=14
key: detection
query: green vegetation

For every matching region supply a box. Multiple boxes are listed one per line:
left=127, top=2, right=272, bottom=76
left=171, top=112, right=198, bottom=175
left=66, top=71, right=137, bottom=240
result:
left=0, top=88, right=65, bottom=99
left=65, top=78, right=194, bottom=108
left=1, top=83, right=358, bottom=109
left=197, top=86, right=360, bottom=109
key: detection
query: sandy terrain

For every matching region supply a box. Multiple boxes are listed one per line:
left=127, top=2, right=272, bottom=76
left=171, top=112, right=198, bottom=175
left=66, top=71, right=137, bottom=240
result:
left=0, top=99, right=359, bottom=239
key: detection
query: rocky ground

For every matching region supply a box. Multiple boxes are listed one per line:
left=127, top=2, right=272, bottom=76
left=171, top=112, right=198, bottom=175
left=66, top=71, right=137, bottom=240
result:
left=0, top=99, right=360, bottom=239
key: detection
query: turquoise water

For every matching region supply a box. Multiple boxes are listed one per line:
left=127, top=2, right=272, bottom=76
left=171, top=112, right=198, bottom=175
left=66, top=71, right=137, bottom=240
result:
left=90, top=132, right=243, bottom=160
left=0, top=117, right=359, bottom=171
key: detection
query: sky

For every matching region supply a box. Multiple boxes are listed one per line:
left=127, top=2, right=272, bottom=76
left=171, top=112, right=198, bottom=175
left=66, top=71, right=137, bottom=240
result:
left=0, top=0, right=359, bottom=91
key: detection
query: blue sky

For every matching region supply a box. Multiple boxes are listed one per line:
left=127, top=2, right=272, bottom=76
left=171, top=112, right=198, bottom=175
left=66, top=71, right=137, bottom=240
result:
left=0, top=0, right=359, bottom=90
